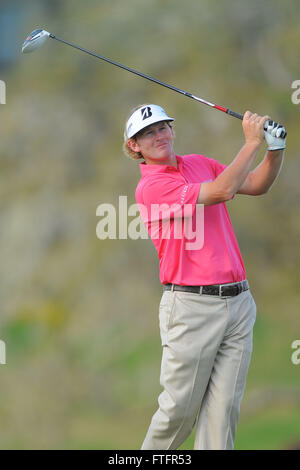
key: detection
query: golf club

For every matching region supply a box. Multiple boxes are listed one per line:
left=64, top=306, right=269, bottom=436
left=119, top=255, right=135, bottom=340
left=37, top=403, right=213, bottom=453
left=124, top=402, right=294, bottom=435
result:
left=22, top=29, right=286, bottom=137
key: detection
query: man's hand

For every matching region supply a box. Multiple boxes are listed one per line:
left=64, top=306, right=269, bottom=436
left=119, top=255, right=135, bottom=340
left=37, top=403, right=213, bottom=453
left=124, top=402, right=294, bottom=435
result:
left=264, top=120, right=287, bottom=151
left=242, top=111, right=270, bottom=147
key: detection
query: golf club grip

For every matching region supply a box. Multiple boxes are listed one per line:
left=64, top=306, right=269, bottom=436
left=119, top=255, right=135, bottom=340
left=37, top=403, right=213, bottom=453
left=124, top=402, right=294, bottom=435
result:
left=226, top=109, right=244, bottom=120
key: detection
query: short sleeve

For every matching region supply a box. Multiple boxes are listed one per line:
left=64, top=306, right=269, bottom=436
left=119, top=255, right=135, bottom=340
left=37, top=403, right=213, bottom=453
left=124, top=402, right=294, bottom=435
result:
left=140, top=176, right=201, bottom=220
left=208, top=157, right=228, bottom=178
left=210, top=158, right=236, bottom=200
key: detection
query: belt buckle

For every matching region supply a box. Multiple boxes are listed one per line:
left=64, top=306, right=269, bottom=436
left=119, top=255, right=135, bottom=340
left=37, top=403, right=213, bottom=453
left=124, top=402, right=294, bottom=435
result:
left=219, top=282, right=235, bottom=297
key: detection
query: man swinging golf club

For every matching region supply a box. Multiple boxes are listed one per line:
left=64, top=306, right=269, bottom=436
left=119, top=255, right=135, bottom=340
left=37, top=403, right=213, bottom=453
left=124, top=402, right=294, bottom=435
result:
left=123, top=104, right=286, bottom=450
left=21, top=28, right=287, bottom=450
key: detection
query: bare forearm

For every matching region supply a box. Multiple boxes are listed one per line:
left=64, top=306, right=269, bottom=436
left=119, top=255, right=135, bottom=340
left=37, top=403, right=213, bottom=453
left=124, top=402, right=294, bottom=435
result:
left=249, top=149, right=284, bottom=193
left=197, top=112, right=271, bottom=206
left=215, top=142, right=261, bottom=198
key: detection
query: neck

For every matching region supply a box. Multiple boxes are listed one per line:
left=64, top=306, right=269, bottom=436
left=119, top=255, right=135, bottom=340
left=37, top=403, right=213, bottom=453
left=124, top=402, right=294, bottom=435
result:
left=144, top=152, right=177, bottom=167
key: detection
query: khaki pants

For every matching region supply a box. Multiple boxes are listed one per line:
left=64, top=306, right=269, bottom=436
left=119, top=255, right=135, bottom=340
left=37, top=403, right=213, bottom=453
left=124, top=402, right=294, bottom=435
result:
left=141, top=287, right=257, bottom=450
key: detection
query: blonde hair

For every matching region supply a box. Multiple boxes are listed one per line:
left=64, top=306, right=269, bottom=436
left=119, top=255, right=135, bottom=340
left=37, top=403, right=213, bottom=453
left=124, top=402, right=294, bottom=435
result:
left=122, top=104, right=174, bottom=161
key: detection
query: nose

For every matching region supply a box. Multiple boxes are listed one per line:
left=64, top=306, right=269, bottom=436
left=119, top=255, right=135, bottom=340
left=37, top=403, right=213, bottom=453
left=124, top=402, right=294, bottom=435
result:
left=154, top=128, right=166, bottom=140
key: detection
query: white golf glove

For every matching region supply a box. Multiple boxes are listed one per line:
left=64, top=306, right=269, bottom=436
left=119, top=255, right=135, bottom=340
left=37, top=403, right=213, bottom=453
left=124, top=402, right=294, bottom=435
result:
left=264, top=120, right=287, bottom=151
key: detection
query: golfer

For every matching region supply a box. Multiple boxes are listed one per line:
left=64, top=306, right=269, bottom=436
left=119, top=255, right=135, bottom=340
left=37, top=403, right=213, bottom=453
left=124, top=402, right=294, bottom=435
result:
left=123, top=104, right=286, bottom=450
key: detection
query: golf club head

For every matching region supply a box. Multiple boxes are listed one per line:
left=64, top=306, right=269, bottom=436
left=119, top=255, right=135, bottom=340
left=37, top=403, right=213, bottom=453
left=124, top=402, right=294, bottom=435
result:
left=22, top=29, right=50, bottom=53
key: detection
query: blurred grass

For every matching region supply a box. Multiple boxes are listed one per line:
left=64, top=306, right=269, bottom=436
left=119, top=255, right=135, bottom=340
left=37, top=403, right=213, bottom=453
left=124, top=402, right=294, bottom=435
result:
left=235, top=406, right=300, bottom=450
left=179, top=406, right=300, bottom=450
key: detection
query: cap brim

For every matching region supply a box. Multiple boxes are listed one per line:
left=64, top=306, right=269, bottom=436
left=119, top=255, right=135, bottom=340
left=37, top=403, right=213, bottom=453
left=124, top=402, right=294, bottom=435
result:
left=128, top=117, right=174, bottom=139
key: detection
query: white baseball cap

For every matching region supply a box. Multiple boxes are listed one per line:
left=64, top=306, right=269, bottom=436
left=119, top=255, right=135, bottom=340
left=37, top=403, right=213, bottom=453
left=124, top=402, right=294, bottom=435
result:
left=125, top=104, right=174, bottom=139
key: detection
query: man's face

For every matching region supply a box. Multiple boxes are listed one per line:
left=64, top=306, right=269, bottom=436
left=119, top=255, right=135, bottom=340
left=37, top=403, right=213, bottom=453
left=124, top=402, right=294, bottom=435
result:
left=128, top=121, right=174, bottom=163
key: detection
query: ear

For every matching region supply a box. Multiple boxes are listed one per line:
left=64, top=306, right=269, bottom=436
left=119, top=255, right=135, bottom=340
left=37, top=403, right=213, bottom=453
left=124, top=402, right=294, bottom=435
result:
left=127, top=138, right=141, bottom=153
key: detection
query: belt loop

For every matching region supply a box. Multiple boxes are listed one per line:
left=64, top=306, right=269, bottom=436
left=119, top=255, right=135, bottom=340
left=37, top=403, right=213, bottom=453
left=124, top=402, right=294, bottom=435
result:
left=219, top=285, right=222, bottom=297
left=171, top=284, right=175, bottom=292
left=199, top=286, right=203, bottom=295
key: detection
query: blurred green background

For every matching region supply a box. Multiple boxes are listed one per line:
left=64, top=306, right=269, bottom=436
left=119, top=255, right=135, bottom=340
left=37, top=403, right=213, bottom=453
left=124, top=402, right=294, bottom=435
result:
left=0, top=0, right=299, bottom=450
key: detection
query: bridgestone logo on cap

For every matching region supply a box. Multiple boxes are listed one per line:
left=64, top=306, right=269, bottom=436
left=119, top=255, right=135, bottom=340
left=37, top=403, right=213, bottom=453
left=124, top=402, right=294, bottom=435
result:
left=125, top=104, right=174, bottom=139
left=141, top=106, right=152, bottom=120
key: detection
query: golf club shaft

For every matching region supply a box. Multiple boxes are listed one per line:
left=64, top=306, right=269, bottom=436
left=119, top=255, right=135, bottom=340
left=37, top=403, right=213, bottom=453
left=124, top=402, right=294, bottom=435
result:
left=49, top=34, right=244, bottom=121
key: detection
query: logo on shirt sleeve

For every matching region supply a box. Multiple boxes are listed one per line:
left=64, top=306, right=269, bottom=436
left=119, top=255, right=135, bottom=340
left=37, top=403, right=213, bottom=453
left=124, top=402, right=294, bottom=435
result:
left=180, top=185, right=188, bottom=205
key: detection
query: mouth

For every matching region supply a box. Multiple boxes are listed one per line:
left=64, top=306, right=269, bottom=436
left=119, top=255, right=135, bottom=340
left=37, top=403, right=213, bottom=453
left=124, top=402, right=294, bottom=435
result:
left=157, top=142, right=168, bottom=149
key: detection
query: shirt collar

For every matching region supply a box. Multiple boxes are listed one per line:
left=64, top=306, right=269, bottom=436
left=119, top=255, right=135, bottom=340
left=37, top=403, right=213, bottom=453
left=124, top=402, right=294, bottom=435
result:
left=139, top=155, right=183, bottom=176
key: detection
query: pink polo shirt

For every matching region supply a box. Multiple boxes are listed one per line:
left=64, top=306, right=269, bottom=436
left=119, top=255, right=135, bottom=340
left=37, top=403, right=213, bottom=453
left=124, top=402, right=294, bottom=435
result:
left=135, top=154, right=246, bottom=285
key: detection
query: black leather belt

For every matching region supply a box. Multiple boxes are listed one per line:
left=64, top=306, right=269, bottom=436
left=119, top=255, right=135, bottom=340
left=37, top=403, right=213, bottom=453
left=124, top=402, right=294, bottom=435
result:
left=164, top=280, right=249, bottom=297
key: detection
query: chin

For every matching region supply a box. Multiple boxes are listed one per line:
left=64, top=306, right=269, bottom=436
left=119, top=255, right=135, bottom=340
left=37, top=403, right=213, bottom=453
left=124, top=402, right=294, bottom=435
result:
left=156, top=149, right=170, bottom=158
left=156, top=155, right=170, bottom=163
